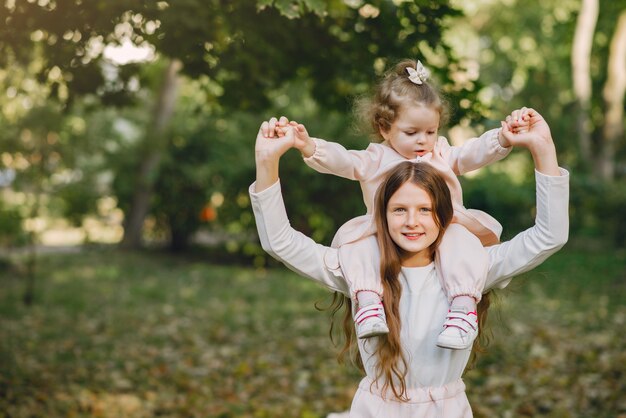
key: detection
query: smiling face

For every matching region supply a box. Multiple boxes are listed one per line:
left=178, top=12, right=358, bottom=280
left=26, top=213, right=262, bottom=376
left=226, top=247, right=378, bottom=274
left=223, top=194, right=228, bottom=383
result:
left=385, top=181, right=440, bottom=267
left=380, top=104, right=440, bottom=160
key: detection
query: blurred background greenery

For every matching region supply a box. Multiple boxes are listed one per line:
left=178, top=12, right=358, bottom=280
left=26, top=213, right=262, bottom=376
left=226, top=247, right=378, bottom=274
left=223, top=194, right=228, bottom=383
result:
left=0, top=0, right=625, bottom=417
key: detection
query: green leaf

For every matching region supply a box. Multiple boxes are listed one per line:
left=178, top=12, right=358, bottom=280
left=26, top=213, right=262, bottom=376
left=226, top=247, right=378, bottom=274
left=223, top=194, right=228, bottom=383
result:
left=302, top=0, right=328, bottom=16
left=274, top=0, right=302, bottom=19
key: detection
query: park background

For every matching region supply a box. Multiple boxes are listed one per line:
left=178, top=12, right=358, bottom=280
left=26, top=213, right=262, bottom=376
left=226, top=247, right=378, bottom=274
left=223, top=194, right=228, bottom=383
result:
left=0, top=0, right=625, bottom=417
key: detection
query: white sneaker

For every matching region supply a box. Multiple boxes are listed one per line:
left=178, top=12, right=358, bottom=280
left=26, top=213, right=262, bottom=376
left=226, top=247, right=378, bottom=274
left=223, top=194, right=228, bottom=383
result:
left=355, top=302, right=389, bottom=339
left=436, top=306, right=478, bottom=350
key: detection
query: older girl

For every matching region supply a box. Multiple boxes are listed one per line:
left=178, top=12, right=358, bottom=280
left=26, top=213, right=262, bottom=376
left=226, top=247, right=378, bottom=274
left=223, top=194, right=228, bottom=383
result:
left=251, top=108, right=568, bottom=416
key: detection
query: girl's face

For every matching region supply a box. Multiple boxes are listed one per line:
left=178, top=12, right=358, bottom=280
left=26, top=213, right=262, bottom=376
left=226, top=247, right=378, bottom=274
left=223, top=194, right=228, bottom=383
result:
left=380, top=104, right=440, bottom=160
left=386, top=181, right=440, bottom=267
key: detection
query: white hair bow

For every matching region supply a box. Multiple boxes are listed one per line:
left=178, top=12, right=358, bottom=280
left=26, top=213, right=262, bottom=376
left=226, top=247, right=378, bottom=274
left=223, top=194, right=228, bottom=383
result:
left=406, top=60, right=429, bottom=85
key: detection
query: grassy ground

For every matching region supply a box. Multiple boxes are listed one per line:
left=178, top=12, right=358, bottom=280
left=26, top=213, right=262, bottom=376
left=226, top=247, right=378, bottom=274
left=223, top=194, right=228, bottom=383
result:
left=0, top=246, right=624, bottom=418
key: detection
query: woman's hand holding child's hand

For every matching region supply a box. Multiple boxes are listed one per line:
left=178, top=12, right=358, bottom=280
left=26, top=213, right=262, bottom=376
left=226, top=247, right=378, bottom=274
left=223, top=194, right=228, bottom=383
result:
left=257, top=119, right=297, bottom=162
left=501, top=107, right=560, bottom=176
left=262, top=116, right=316, bottom=158
left=501, top=107, right=552, bottom=147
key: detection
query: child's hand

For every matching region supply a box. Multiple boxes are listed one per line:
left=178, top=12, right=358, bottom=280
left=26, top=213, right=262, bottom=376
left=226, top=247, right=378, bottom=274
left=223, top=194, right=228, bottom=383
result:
left=498, top=107, right=531, bottom=147
left=290, top=122, right=316, bottom=158
left=505, top=107, right=532, bottom=134
left=276, top=119, right=316, bottom=158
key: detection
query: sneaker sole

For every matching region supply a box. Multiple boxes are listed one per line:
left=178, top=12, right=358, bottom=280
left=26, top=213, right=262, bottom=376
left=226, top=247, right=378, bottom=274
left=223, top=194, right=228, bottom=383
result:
left=436, top=335, right=473, bottom=350
left=358, top=331, right=389, bottom=339
left=358, top=326, right=390, bottom=339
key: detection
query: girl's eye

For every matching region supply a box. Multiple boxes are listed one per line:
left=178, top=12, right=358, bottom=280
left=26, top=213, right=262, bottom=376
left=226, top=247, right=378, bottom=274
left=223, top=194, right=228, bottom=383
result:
left=419, top=207, right=432, bottom=213
left=405, top=131, right=416, bottom=136
left=392, top=208, right=406, bottom=213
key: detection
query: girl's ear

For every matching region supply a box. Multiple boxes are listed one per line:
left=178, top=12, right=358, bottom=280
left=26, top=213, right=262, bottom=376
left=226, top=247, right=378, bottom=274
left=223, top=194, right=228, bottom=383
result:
left=379, top=125, right=390, bottom=142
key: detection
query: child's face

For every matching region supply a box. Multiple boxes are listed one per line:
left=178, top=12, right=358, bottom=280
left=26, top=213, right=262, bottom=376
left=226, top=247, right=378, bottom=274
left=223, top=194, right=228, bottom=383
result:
left=380, top=104, right=440, bottom=160
left=385, top=181, right=440, bottom=267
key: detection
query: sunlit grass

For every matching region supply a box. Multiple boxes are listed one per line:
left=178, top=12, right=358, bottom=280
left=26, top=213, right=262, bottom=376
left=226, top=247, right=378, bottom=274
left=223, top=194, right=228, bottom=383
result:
left=0, top=246, right=624, bottom=417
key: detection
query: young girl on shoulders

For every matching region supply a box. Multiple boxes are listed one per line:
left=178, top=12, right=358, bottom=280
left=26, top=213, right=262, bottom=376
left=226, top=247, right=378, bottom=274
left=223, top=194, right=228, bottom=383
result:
left=264, top=59, right=520, bottom=350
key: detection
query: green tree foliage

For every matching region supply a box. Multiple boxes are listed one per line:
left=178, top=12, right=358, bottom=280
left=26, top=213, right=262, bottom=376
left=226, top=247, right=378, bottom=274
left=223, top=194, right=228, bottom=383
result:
left=2, top=0, right=484, bottom=250
left=450, top=0, right=626, bottom=247
left=0, top=200, right=24, bottom=248
left=1, top=0, right=623, bottom=253
left=456, top=0, right=625, bottom=174
left=0, top=1, right=477, bottom=114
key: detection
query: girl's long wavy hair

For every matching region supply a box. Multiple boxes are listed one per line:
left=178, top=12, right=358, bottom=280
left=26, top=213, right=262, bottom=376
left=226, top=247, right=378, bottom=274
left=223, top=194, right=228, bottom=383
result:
left=373, top=162, right=453, bottom=399
left=324, top=162, right=493, bottom=401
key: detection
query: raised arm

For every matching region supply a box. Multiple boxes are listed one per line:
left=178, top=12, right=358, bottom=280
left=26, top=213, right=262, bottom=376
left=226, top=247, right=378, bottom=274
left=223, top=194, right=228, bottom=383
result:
left=252, top=122, right=350, bottom=294
left=485, top=108, right=568, bottom=289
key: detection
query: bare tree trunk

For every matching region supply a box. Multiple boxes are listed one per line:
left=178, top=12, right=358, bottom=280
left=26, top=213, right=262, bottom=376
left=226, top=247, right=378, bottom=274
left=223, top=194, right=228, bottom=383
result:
left=571, top=0, right=599, bottom=168
left=120, top=59, right=182, bottom=249
left=599, top=11, right=626, bottom=181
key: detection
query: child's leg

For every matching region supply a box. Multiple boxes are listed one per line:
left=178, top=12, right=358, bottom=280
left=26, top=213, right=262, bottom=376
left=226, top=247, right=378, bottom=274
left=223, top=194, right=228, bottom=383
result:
left=434, top=223, right=488, bottom=350
left=337, top=235, right=389, bottom=339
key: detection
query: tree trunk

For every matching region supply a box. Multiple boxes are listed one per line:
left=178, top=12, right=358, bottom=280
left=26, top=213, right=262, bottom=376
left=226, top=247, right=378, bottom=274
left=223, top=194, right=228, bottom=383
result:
left=120, top=59, right=182, bottom=249
left=599, top=11, right=626, bottom=181
left=571, top=0, right=599, bottom=169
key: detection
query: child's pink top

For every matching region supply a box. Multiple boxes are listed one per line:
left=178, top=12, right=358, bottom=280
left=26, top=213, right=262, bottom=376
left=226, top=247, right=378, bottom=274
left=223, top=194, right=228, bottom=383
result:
left=303, top=129, right=510, bottom=247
